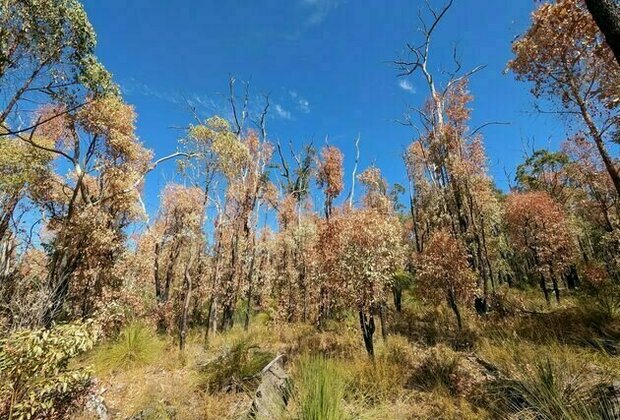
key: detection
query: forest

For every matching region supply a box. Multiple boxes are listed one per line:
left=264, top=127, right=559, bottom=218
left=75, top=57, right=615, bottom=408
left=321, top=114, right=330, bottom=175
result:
left=1, top=0, right=620, bottom=418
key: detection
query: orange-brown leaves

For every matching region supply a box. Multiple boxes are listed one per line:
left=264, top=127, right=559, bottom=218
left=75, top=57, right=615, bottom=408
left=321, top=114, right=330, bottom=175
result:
left=78, top=96, right=149, bottom=163
left=35, top=104, right=72, bottom=148
left=317, top=146, right=344, bottom=200
left=415, top=230, right=475, bottom=305
left=321, top=209, right=405, bottom=311
left=358, top=166, right=391, bottom=214
left=159, top=184, right=204, bottom=236
left=509, top=0, right=619, bottom=108
left=505, top=191, right=576, bottom=276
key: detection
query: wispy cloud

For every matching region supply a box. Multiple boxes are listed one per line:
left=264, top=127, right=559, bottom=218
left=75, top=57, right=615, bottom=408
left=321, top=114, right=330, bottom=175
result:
left=274, top=104, right=291, bottom=120
left=289, top=90, right=311, bottom=113
left=121, top=78, right=218, bottom=115
left=398, top=79, right=415, bottom=93
left=301, top=0, right=342, bottom=26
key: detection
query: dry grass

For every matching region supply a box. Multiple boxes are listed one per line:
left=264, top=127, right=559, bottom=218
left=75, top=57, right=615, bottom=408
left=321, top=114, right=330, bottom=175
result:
left=69, top=293, right=620, bottom=419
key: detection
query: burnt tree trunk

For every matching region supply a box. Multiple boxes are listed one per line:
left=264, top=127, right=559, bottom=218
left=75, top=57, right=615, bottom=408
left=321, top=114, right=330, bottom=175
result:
left=179, top=254, right=194, bottom=352
left=379, top=303, right=387, bottom=342
left=447, top=292, right=463, bottom=331
left=43, top=248, right=81, bottom=327
left=585, top=0, right=620, bottom=66
left=550, top=266, right=561, bottom=304
left=392, top=286, right=402, bottom=312
left=358, top=309, right=375, bottom=359
left=540, top=272, right=551, bottom=305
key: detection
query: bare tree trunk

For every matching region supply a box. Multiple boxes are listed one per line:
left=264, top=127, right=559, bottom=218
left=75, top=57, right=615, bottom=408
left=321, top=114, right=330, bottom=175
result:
left=243, top=267, right=255, bottom=331
left=550, top=266, right=561, bottom=304
left=379, top=303, right=387, bottom=342
left=540, top=273, right=551, bottom=305
left=43, top=248, right=80, bottom=327
left=154, top=242, right=162, bottom=300
left=179, top=253, right=194, bottom=352
left=569, top=76, right=620, bottom=197
left=585, top=0, right=620, bottom=66
left=447, top=292, right=462, bottom=330
left=358, top=309, right=375, bottom=359
left=393, top=286, right=403, bottom=312
left=0, top=236, right=12, bottom=286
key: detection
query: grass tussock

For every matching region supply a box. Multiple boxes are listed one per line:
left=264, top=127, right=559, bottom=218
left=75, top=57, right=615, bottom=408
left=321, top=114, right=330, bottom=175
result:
left=199, top=334, right=274, bottom=393
left=407, top=344, right=462, bottom=396
left=479, top=339, right=619, bottom=419
left=291, top=355, right=348, bottom=420
left=93, top=322, right=165, bottom=373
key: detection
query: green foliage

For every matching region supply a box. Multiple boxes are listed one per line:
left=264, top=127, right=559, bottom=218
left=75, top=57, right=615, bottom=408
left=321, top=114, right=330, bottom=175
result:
left=393, top=270, right=413, bottom=291
left=94, top=322, right=164, bottom=373
left=0, top=138, right=52, bottom=195
left=199, top=336, right=273, bottom=393
left=186, top=116, right=250, bottom=179
left=0, top=0, right=116, bottom=95
left=0, top=321, right=98, bottom=419
left=515, top=149, right=569, bottom=192
left=293, top=355, right=348, bottom=420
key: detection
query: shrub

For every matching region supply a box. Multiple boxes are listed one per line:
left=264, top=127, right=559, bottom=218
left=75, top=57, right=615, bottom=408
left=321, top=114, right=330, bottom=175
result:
left=581, top=262, right=620, bottom=320
left=0, top=321, right=98, bottom=419
left=297, top=328, right=361, bottom=359
left=94, top=322, right=165, bottom=373
left=408, top=345, right=461, bottom=395
left=489, top=357, right=595, bottom=419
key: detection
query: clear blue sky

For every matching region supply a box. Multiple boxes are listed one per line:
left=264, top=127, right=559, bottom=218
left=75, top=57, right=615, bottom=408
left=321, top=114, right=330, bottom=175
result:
left=83, top=0, right=568, bottom=214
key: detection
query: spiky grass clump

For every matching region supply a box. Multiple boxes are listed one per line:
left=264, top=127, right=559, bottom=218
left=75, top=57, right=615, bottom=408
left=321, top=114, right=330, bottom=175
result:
left=199, top=336, right=273, bottom=393
left=293, top=355, right=348, bottom=420
left=408, top=345, right=461, bottom=395
left=94, top=322, right=165, bottom=373
left=481, top=341, right=618, bottom=419
left=346, top=356, right=407, bottom=405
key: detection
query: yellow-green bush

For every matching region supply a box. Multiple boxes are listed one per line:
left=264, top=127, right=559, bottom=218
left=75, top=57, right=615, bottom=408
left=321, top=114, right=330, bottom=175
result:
left=0, top=321, right=98, bottom=419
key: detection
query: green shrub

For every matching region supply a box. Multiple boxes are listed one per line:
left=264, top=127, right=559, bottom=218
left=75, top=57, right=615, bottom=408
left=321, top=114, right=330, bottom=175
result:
left=0, top=321, right=98, bottom=419
left=94, top=322, right=164, bottom=373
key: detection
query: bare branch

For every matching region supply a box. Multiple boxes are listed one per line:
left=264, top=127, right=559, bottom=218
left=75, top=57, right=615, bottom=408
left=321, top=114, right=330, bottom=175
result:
left=347, top=134, right=361, bottom=209
left=470, top=121, right=511, bottom=137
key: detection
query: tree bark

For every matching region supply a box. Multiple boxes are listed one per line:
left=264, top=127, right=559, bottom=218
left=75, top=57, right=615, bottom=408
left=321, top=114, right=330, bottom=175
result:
left=540, top=272, right=551, bottom=305
left=568, top=74, right=620, bottom=198
left=585, top=0, right=620, bottom=67
left=358, top=309, right=375, bottom=359
left=393, top=287, right=402, bottom=312
left=447, top=292, right=463, bottom=330
left=379, top=303, right=387, bottom=342
left=179, top=255, right=193, bottom=352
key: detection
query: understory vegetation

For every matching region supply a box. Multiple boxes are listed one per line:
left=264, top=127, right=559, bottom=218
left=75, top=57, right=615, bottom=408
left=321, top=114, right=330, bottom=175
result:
left=68, top=293, right=620, bottom=419
left=1, top=0, right=620, bottom=418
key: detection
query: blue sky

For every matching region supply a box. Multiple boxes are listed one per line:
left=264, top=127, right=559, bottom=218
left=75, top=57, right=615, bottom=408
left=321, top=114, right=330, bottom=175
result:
left=83, top=0, right=568, bottom=214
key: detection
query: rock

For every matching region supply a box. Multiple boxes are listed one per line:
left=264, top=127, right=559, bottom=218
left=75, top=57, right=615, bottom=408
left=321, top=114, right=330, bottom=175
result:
left=248, top=354, right=291, bottom=419
left=85, top=381, right=109, bottom=420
